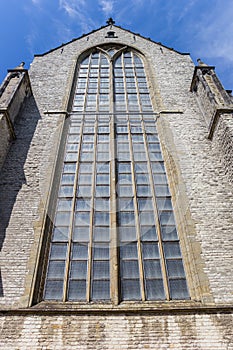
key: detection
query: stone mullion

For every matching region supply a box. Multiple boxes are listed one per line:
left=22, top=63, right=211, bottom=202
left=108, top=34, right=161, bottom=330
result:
left=63, top=117, right=84, bottom=302
left=83, top=55, right=92, bottom=112
left=86, top=117, right=98, bottom=302
left=122, top=54, right=129, bottom=114
left=132, top=54, right=143, bottom=114
left=141, top=117, right=170, bottom=300
left=110, top=59, right=119, bottom=305
left=96, top=54, right=100, bottom=113
left=128, top=118, right=146, bottom=301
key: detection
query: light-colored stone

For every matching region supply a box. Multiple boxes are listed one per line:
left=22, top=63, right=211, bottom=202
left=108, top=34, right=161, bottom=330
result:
left=0, top=23, right=232, bottom=348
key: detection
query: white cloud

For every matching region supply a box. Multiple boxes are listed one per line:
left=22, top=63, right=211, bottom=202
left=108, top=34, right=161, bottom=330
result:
left=59, top=0, right=79, bottom=18
left=98, top=0, right=114, bottom=16
left=31, top=0, right=41, bottom=5
left=188, top=2, right=233, bottom=63
left=59, top=0, right=96, bottom=32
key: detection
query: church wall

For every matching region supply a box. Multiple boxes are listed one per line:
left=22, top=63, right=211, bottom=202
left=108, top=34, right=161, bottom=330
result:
left=0, top=25, right=232, bottom=348
left=0, top=112, right=11, bottom=169
left=213, top=113, right=233, bottom=182
left=0, top=313, right=232, bottom=349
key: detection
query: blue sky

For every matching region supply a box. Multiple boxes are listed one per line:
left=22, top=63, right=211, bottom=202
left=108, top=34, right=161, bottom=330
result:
left=0, top=0, right=232, bottom=89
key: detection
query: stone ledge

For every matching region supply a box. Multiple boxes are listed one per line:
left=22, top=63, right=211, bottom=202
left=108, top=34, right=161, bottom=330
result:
left=0, top=109, right=16, bottom=140
left=208, top=107, right=233, bottom=140
left=1, top=302, right=233, bottom=315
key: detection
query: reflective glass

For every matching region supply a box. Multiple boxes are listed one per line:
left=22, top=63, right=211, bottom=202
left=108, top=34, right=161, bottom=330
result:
left=63, top=163, right=76, bottom=173
left=95, top=185, right=110, bottom=197
left=61, top=175, right=75, bottom=186
left=77, top=185, right=92, bottom=198
left=92, top=280, right=110, bottom=300
left=72, top=243, right=89, bottom=260
left=50, top=244, right=67, bottom=260
left=119, top=226, right=137, bottom=242
left=140, top=226, right=157, bottom=241
left=144, top=260, right=162, bottom=278
left=139, top=212, right=155, bottom=225
left=75, top=212, right=90, bottom=225
left=142, top=243, right=160, bottom=259
left=68, top=280, right=86, bottom=300
left=94, top=212, right=110, bottom=226
left=93, top=261, right=110, bottom=279
left=93, top=244, right=109, bottom=260
left=145, top=279, right=165, bottom=300
left=118, top=198, right=134, bottom=211
left=45, top=48, right=189, bottom=303
left=121, top=260, right=139, bottom=279
left=117, top=185, right=133, bottom=197
left=167, top=260, right=185, bottom=278
left=169, top=279, right=189, bottom=300
left=121, top=279, right=141, bottom=300
left=93, top=227, right=110, bottom=242
left=44, top=280, right=64, bottom=300
left=70, top=261, right=88, bottom=279
left=52, top=227, right=69, bottom=242
left=47, top=261, right=65, bottom=279
left=160, top=226, right=178, bottom=241
left=55, top=212, right=71, bottom=226
left=73, top=227, right=90, bottom=242
left=118, top=212, right=135, bottom=226
left=76, top=198, right=90, bottom=211
left=57, top=199, right=72, bottom=211
left=163, top=242, right=181, bottom=258
left=120, top=243, right=138, bottom=259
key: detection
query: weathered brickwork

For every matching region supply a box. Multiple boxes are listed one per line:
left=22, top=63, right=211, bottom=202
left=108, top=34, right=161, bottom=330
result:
left=211, top=113, right=233, bottom=182
left=0, top=313, right=233, bottom=349
left=0, top=23, right=232, bottom=348
left=0, top=96, right=64, bottom=307
left=0, top=112, right=11, bottom=169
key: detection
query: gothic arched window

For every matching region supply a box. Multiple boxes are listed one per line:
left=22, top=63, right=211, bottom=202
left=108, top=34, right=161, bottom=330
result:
left=43, top=46, right=189, bottom=303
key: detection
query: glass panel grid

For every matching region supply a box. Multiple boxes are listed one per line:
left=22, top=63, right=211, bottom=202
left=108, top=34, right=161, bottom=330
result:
left=44, top=47, right=189, bottom=303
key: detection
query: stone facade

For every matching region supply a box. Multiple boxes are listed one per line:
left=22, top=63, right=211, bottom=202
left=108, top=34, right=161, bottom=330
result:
left=0, top=23, right=232, bottom=348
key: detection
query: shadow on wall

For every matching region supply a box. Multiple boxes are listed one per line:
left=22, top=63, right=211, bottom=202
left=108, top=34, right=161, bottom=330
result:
left=0, top=95, right=41, bottom=297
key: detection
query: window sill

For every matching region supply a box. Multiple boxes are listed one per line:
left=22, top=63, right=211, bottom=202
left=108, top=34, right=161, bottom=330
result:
left=2, top=301, right=233, bottom=315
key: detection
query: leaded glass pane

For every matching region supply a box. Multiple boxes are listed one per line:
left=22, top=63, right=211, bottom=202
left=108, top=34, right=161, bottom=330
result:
left=52, top=227, right=69, bottom=242
left=50, top=244, right=67, bottom=259
left=92, top=280, right=110, bottom=300
left=121, top=280, right=141, bottom=300
left=120, top=243, right=138, bottom=259
left=68, top=280, right=86, bottom=300
left=70, top=261, right=88, bottom=279
left=44, top=280, right=64, bottom=300
left=119, top=226, right=137, bottom=242
left=163, top=242, right=182, bottom=258
left=144, top=260, right=162, bottom=278
left=161, top=226, right=178, bottom=241
left=169, top=279, right=189, bottom=300
left=55, top=212, right=71, bottom=226
left=140, top=226, right=157, bottom=241
left=121, top=260, right=140, bottom=278
left=145, top=279, right=165, bottom=300
left=167, top=260, right=185, bottom=278
left=73, top=227, right=90, bottom=242
left=93, top=227, right=110, bottom=242
left=47, top=261, right=66, bottom=279
left=142, top=243, right=160, bottom=259
left=93, top=261, right=110, bottom=279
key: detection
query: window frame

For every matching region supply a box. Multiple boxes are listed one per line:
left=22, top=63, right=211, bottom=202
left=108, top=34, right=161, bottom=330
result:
left=33, top=45, right=194, bottom=308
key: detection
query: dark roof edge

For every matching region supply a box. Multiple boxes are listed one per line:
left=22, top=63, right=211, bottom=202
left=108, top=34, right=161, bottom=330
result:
left=34, top=24, right=190, bottom=57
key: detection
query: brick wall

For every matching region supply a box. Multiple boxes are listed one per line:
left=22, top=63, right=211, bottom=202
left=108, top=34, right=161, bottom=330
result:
left=0, top=313, right=233, bottom=349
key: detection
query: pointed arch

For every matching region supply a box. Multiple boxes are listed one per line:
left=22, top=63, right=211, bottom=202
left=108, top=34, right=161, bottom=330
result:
left=38, top=44, right=189, bottom=303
